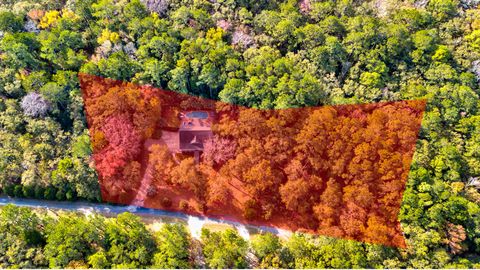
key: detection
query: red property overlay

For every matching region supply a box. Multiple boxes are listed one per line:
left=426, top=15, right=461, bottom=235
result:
left=79, top=74, right=426, bottom=248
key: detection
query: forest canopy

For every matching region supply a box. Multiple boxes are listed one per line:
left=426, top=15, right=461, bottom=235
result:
left=0, top=0, right=479, bottom=268
left=80, top=74, right=426, bottom=248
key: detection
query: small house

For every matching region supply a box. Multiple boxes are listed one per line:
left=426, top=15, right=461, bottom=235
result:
left=178, top=111, right=214, bottom=162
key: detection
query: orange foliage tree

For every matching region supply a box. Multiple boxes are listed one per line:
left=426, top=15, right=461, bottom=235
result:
left=81, top=74, right=425, bottom=247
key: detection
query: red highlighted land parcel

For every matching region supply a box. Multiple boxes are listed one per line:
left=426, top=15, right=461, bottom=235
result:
left=79, top=74, right=426, bottom=248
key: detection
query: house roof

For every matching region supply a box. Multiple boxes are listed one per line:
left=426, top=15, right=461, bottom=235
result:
left=177, top=111, right=214, bottom=152
left=179, top=130, right=212, bottom=151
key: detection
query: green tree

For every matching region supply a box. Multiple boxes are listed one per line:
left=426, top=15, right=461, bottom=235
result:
left=0, top=130, right=23, bottom=187
left=152, top=223, right=192, bottom=268
left=38, top=29, right=86, bottom=70
left=201, top=228, right=248, bottom=268
left=44, top=214, right=104, bottom=268
left=0, top=205, right=46, bottom=268
left=0, top=33, right=41, bottom=70
left=88, top=251, right=110, bottom=269
left=220, top=46, right=326, bottom=109
left=285, top=233, right=319, bottom=268
left=105, top=212, right=156, bottom=268
left=0, top=11, right=23, bottom=32
left=251, top=232, right=291, bottom=268
left=427, top=0, right=459, bottom=22
left=96, top=51, right=141, bottom=81
left=168, top=27, right=239, bottom=98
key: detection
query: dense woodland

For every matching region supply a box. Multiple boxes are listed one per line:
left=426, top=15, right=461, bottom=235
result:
left=81, top=75, right=425, bottom=248
left=0, top=0, right=479, bottom=268
left=1, top=203, right=385, bottom=269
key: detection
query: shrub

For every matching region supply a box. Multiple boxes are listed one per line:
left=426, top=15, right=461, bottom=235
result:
left=56, top=189, right=66, bottom=201
left=66, top=189, right=77, bottom=201
left=44, top=186, right=57, bottom=200
left=13, top=184, right=24, bottom=197
left=179, top=200, right=189, bottom=211
left=197, top=202, right=207, bottom=213
left=22, top=185, right=35, bottom=198
left=4, top=185, right=15, bottom=196
left=34, top=185, right=45, bottom=199
left=243, top=199, right=259, bottom=220
left=160, top=196, right=172, bottom=208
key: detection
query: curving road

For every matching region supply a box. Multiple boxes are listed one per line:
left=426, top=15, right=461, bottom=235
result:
left=0, top=195, right=291, bottom=239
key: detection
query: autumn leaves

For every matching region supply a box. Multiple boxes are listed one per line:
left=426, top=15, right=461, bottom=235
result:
left=80, top=74, right=425, bottom=247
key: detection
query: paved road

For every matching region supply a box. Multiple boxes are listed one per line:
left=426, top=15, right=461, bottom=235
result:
left=0, top=195, right=291, bottom=239
left=0, top=195, right=186, bottom=217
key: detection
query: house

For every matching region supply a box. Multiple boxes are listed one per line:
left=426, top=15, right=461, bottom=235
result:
left=178, top=111, right=214, bottom=162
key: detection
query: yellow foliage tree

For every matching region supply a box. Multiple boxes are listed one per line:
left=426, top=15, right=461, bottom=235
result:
left=38, top=10, right=60, bottom=29
left=97, top=29, right=121, bottom=44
